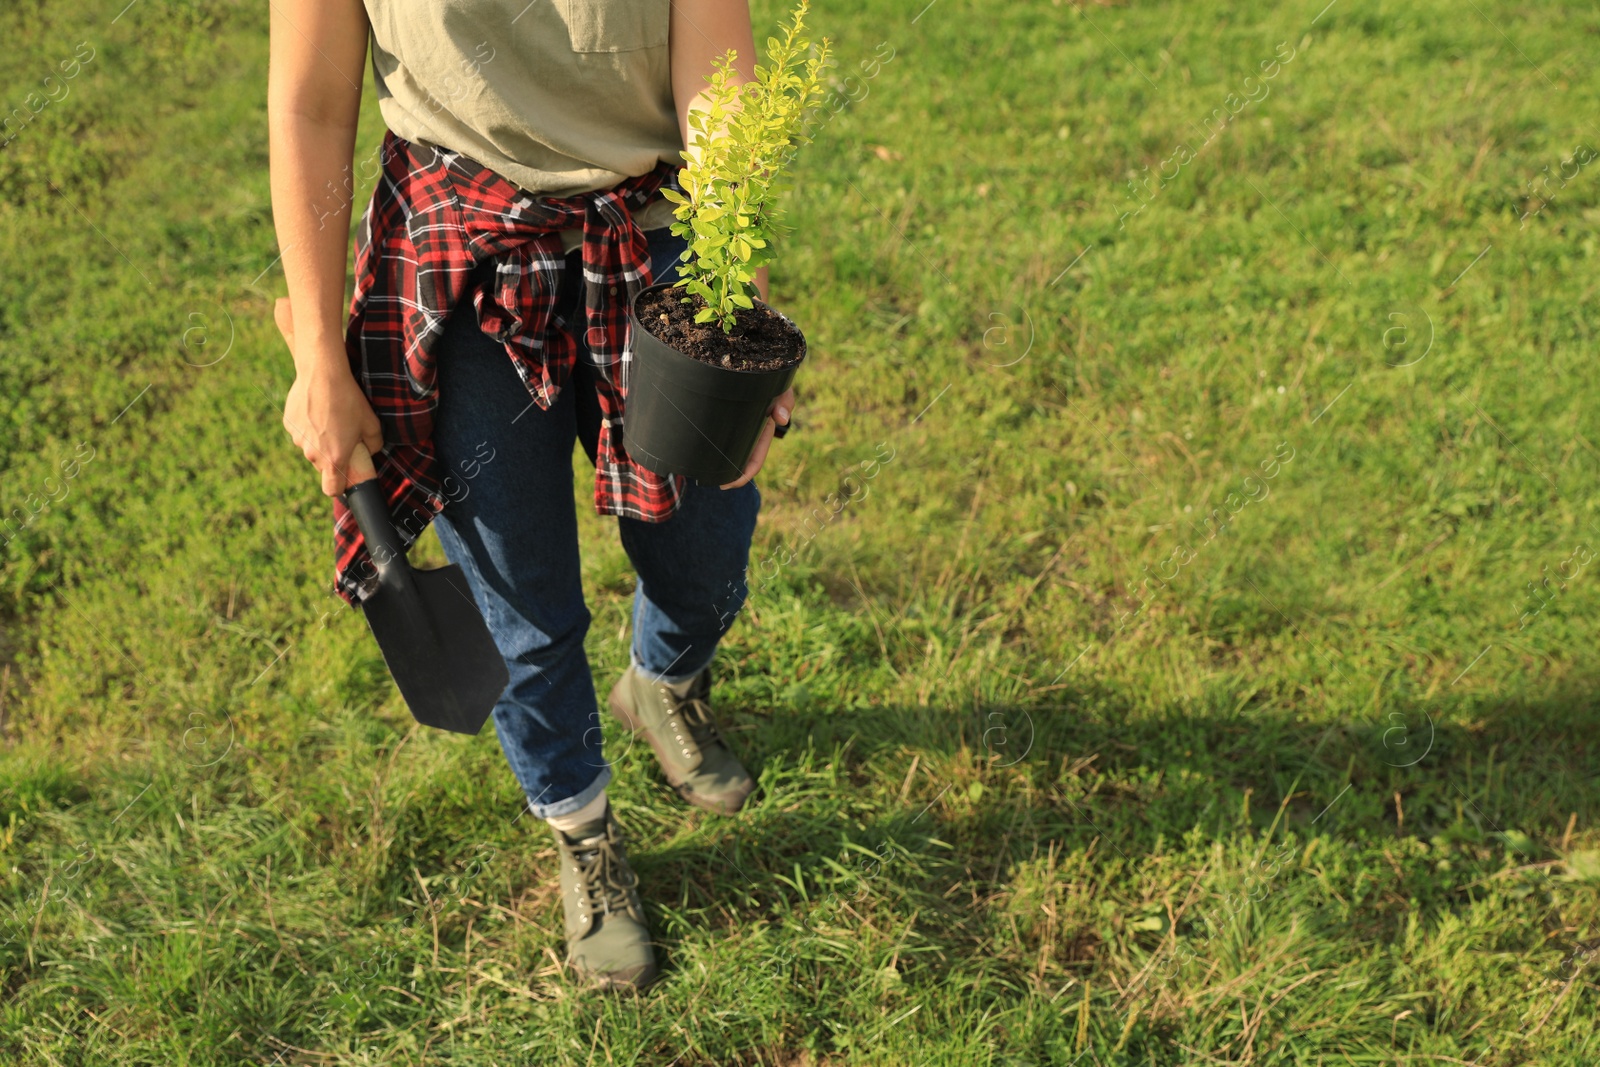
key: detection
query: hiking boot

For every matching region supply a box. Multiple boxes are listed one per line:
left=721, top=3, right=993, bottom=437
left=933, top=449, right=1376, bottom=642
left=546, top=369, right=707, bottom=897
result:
left=554, top=805, right=657, bottom=991
left=608, top=665, right=755, bottom=815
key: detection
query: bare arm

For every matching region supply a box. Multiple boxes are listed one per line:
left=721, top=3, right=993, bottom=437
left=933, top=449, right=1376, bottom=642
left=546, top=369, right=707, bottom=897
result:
left=268, top=0, right=382, bottom=494
left=668, top=0, right=767, bottom=302
left=670, top=0, right=790, bottom=489
left=668, top=0, right=758, bottom=151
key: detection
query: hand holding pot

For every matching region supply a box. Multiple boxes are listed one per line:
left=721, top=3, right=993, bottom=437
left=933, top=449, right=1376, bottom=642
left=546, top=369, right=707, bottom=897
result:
left=719, top=387, right=794, bottom=490
left=274, top=297, right=385, bottom=495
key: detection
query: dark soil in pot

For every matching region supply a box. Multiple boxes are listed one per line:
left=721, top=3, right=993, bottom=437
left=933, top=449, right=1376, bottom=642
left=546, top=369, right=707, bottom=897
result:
left=636, top=287, right=805, bottom=371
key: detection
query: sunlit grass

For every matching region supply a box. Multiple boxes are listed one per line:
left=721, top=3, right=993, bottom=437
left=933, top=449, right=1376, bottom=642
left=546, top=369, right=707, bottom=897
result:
left=2, top=0, right=1599, bottom=1062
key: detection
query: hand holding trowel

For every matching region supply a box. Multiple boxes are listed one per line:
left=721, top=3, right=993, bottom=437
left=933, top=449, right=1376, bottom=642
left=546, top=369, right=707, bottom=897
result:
left=275, top=298, right=508, bottom=735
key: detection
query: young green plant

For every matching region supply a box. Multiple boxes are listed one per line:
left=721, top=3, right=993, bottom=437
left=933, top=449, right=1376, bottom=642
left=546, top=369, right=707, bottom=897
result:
left=659, top=0, right=831, bottom=332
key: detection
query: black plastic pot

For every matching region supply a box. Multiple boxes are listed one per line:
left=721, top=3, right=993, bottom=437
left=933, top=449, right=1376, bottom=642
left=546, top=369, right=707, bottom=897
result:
left=624, top=282, right=805, bottom=485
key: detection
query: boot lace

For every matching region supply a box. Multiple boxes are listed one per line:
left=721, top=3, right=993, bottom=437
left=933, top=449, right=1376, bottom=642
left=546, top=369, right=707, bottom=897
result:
left=676, top=696, right=726, bottom=750
left=569, top=823, right=643, bottom=927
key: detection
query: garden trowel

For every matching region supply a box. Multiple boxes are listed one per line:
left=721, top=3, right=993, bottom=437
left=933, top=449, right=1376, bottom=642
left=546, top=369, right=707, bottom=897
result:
left=273, top=298, right=505, bottom=735
left=339, top=443, right=507, bottom=735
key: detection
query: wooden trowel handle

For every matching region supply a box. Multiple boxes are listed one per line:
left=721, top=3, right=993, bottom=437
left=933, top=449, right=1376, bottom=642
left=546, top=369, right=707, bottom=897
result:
left=340, top=443, right=407, bottom=580
left=347, top=441, right=379, bottom=486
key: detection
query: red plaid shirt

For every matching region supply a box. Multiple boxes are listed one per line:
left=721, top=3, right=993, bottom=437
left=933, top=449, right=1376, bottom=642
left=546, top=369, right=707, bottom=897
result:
left=332, top=133, right=686, bottom=604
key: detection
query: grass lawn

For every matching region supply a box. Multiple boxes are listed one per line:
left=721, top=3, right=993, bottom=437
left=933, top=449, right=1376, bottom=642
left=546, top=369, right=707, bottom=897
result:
left=3, top=0, right=1600, bottom=1062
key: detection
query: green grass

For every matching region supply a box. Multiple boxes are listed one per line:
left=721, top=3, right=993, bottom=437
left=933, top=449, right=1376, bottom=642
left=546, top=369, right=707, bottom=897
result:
left=3, top=0, right=1600, bottom=1062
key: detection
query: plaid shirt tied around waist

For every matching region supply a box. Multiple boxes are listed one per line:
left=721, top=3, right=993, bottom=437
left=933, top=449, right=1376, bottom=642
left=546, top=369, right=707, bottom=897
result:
left=332, top=132, right=687, bottom=605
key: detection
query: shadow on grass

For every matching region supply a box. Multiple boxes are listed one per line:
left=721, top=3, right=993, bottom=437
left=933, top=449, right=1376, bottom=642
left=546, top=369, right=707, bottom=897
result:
left=624, top=675, right=1600, bottom=974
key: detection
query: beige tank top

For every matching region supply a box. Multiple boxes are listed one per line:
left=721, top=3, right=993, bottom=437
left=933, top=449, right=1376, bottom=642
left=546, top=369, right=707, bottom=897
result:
left=364, top=0, right=686, bottom=230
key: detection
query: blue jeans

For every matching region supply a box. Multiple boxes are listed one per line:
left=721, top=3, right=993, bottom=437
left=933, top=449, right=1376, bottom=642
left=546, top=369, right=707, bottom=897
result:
left=429, top=225, right=761, bottom=819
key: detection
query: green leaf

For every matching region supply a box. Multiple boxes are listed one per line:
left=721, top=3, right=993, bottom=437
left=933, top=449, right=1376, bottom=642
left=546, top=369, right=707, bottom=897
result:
left=694, top=307, right=717, bottom=324
left=1563, top=850, right=1600, bottom=882
left=730, top=292, right=755, bottom=309
left=1493, top=829, right=1536, bottom=856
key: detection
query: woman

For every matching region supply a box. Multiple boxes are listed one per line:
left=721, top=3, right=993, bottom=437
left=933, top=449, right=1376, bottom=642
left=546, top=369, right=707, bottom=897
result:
left=267, top=0, right=794, bottom=992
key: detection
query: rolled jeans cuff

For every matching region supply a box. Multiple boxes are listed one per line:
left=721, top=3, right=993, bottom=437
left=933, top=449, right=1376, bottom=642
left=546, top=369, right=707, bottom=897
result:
left=630, top=648, right=714, bottom=687
left=526, top=764, right=611, bottom=821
